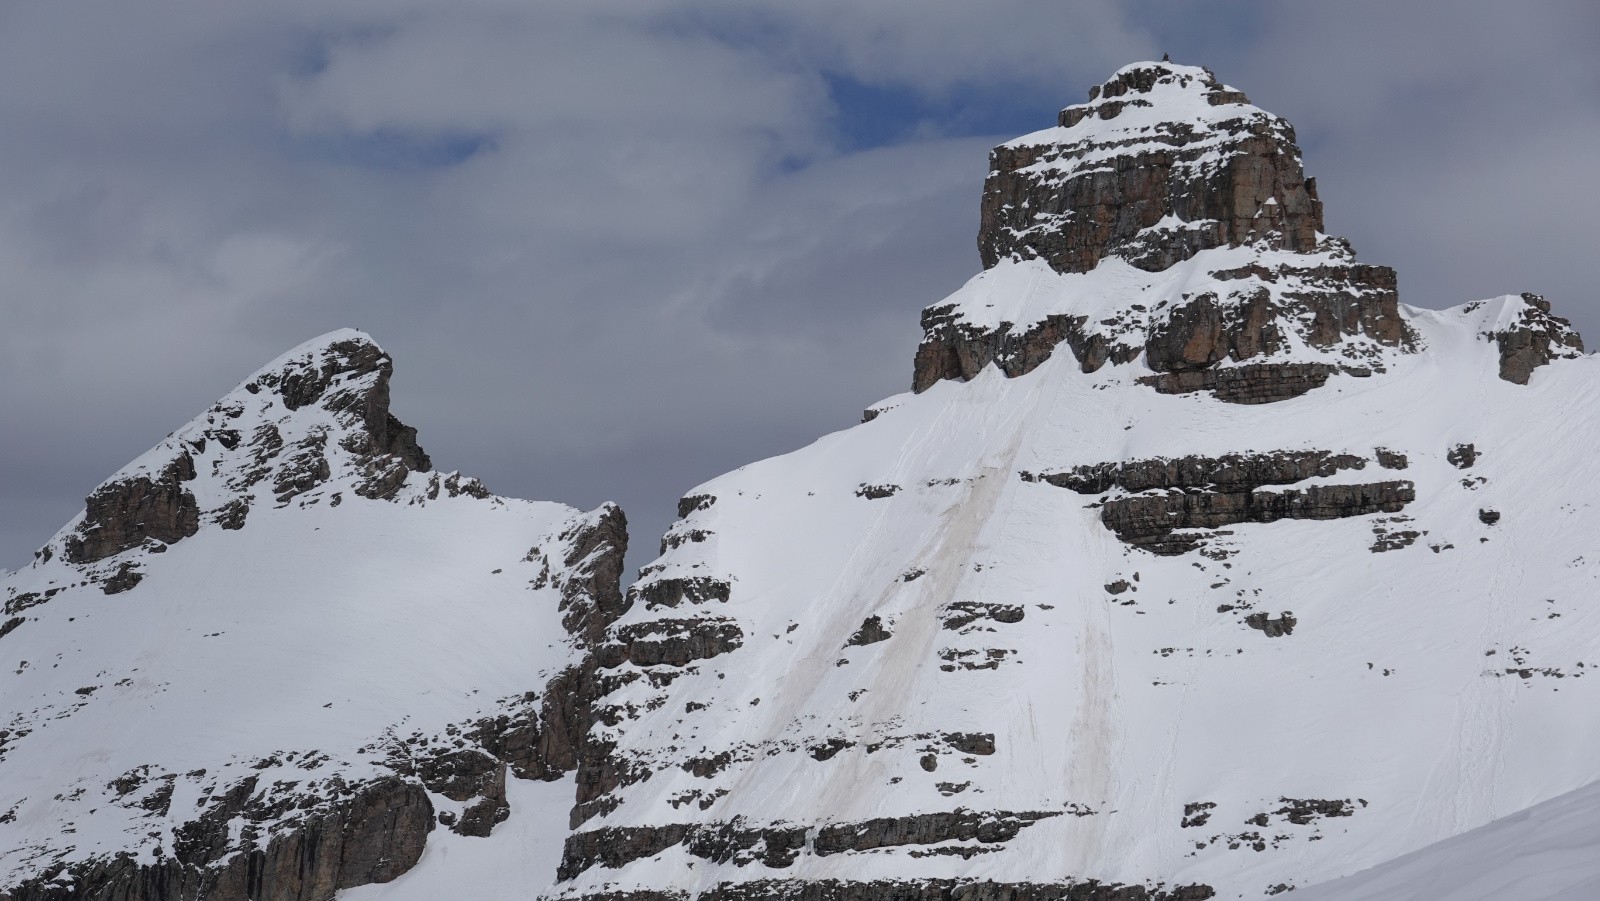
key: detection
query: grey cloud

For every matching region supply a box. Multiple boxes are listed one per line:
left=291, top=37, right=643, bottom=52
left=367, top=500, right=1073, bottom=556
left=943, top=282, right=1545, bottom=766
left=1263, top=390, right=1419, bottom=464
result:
left=1, top=2, right=1595, bottom=576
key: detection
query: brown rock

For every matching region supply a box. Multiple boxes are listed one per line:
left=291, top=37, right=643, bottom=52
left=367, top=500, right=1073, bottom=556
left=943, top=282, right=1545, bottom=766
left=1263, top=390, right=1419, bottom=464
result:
left=1488, top=292, right=1585, bottom=384
left=63, top=455, right=200, bottom=564
left=980, top=63, right=1321, bottom=275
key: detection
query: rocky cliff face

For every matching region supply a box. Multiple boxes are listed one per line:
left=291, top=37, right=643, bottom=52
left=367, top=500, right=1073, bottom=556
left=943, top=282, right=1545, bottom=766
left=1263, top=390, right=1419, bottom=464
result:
left=979, top=62, right=1322, bottom=275
left=0, top=331, right=629, bottom=901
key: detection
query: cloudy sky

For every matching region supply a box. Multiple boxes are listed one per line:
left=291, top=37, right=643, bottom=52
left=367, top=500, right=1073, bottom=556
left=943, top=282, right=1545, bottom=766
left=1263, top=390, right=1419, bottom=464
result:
left=2, top=1, right=1596, bottom=573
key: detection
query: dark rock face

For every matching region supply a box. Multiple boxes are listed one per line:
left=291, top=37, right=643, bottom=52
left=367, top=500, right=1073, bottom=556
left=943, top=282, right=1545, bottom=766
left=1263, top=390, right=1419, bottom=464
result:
left=1245, top=612, right=1297, bottom=638
left=2, top=776, right=433, bottom=901
left=942, top=602, right=1024, bottom=631
left=559, top=810, right=1062, bottom=882
left=268, top=338, right=431, bottom=473
left=598, top=618, right=744, bottom=669
left=1028, top=451, right=1369, bottom=495
left=813, top=809, right=1055, bottom=856
left=63, top=456, right=200, bottom=564
left=409, top=748, right=509, bottom=838
left=1485, top=293, right=1584, bottom=384
left=1097, top=480, right=1413, bottom=555
left=1269, top=797, right=1359, bottom=825
left=1028, top=451, right=1413, bottom=554
left=1181, top=802, right=1216, bottom=829
left=1137, top=363, right=1336, bottom=404
left=1375, top=449, right=1408, bottom=470
left=979, top=63, right=1321, bottom=274
left=100, top=562, right=144, bottom=595
left=556, top=504, right=631, bottom=647
left=941, top=733, right=997, bottom=756
left=913, top=301, right=1166, bottom=395
left=845, top=616, right=892, bottom=647
left=633, top=575, right=732, bottom=611
left=559, top=821, right=809, bottom=880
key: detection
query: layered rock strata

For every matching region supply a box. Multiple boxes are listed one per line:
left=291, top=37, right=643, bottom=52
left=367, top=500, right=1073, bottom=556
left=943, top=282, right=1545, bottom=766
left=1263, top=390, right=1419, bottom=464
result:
left=1025, top=451, right=1414, bottom=554
left=979, top=62, right=1322, bottom=274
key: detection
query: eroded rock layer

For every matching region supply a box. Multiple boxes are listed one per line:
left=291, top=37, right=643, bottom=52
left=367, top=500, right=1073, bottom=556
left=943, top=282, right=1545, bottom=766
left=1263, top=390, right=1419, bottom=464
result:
left=1026, top=451, right=1413, bottom=555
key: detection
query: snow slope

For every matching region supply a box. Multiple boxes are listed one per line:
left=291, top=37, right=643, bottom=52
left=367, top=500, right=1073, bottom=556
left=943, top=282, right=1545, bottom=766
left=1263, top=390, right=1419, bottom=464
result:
left=1294, top=778, right=1600, bottom=901
left=560, top=265, right=1600, bottom=898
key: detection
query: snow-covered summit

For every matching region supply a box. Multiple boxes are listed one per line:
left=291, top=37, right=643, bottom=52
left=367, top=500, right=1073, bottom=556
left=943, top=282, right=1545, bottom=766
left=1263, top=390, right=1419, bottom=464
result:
left=36, top=328, right=484, bottom=582
left=926, top=61, right=1584, bottom=408
left=0, top=331, right=627, bottom=898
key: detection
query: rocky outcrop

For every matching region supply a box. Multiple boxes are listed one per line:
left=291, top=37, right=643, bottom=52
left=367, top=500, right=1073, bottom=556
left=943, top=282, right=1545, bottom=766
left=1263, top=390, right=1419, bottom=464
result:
left=1028, top=451, right=1413, bottom=554
left=554, top=504, right=632, bottom=648
left=912, top=309, right=1141, bottom=394
left=63, top=455, right=200, bottom=564
left=979, top=62, right=1321, bottom=274
left=559, top=810, right=1062, bottom=882
left=1, top=775, right=432, bottom=901
left=632, top=575, right=733, bottom=611
left=1483, top=292, right=1584, bottom=384
left=406, top=748, right=509, bottom=837
left=51, top=333, right=439, bottom=568
left=598, top=618, right=745, bottom=669
left=845, top=616, right=892, bottom=647
left=1028, top=451, right=1369, bottom=495
left=1101, top=479, right=1413, bottom=555
left=262, top=337, right=431, bottom=473
left=913, top=255, right=1408, bottom=401
left=1137, top=363, right=1338, bottom=404
left=559, top=821, right=809, bottom=880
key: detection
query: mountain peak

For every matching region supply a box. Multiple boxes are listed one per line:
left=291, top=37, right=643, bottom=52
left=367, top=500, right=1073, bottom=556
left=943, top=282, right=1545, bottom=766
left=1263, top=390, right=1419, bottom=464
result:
left=981, top=59, right=1322, bottom=275
left=914, top=61, right=1582, bottom=404
left=1069, top=59, right=1246, bottom=124
left=44, top=329, right=470, bottom=579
